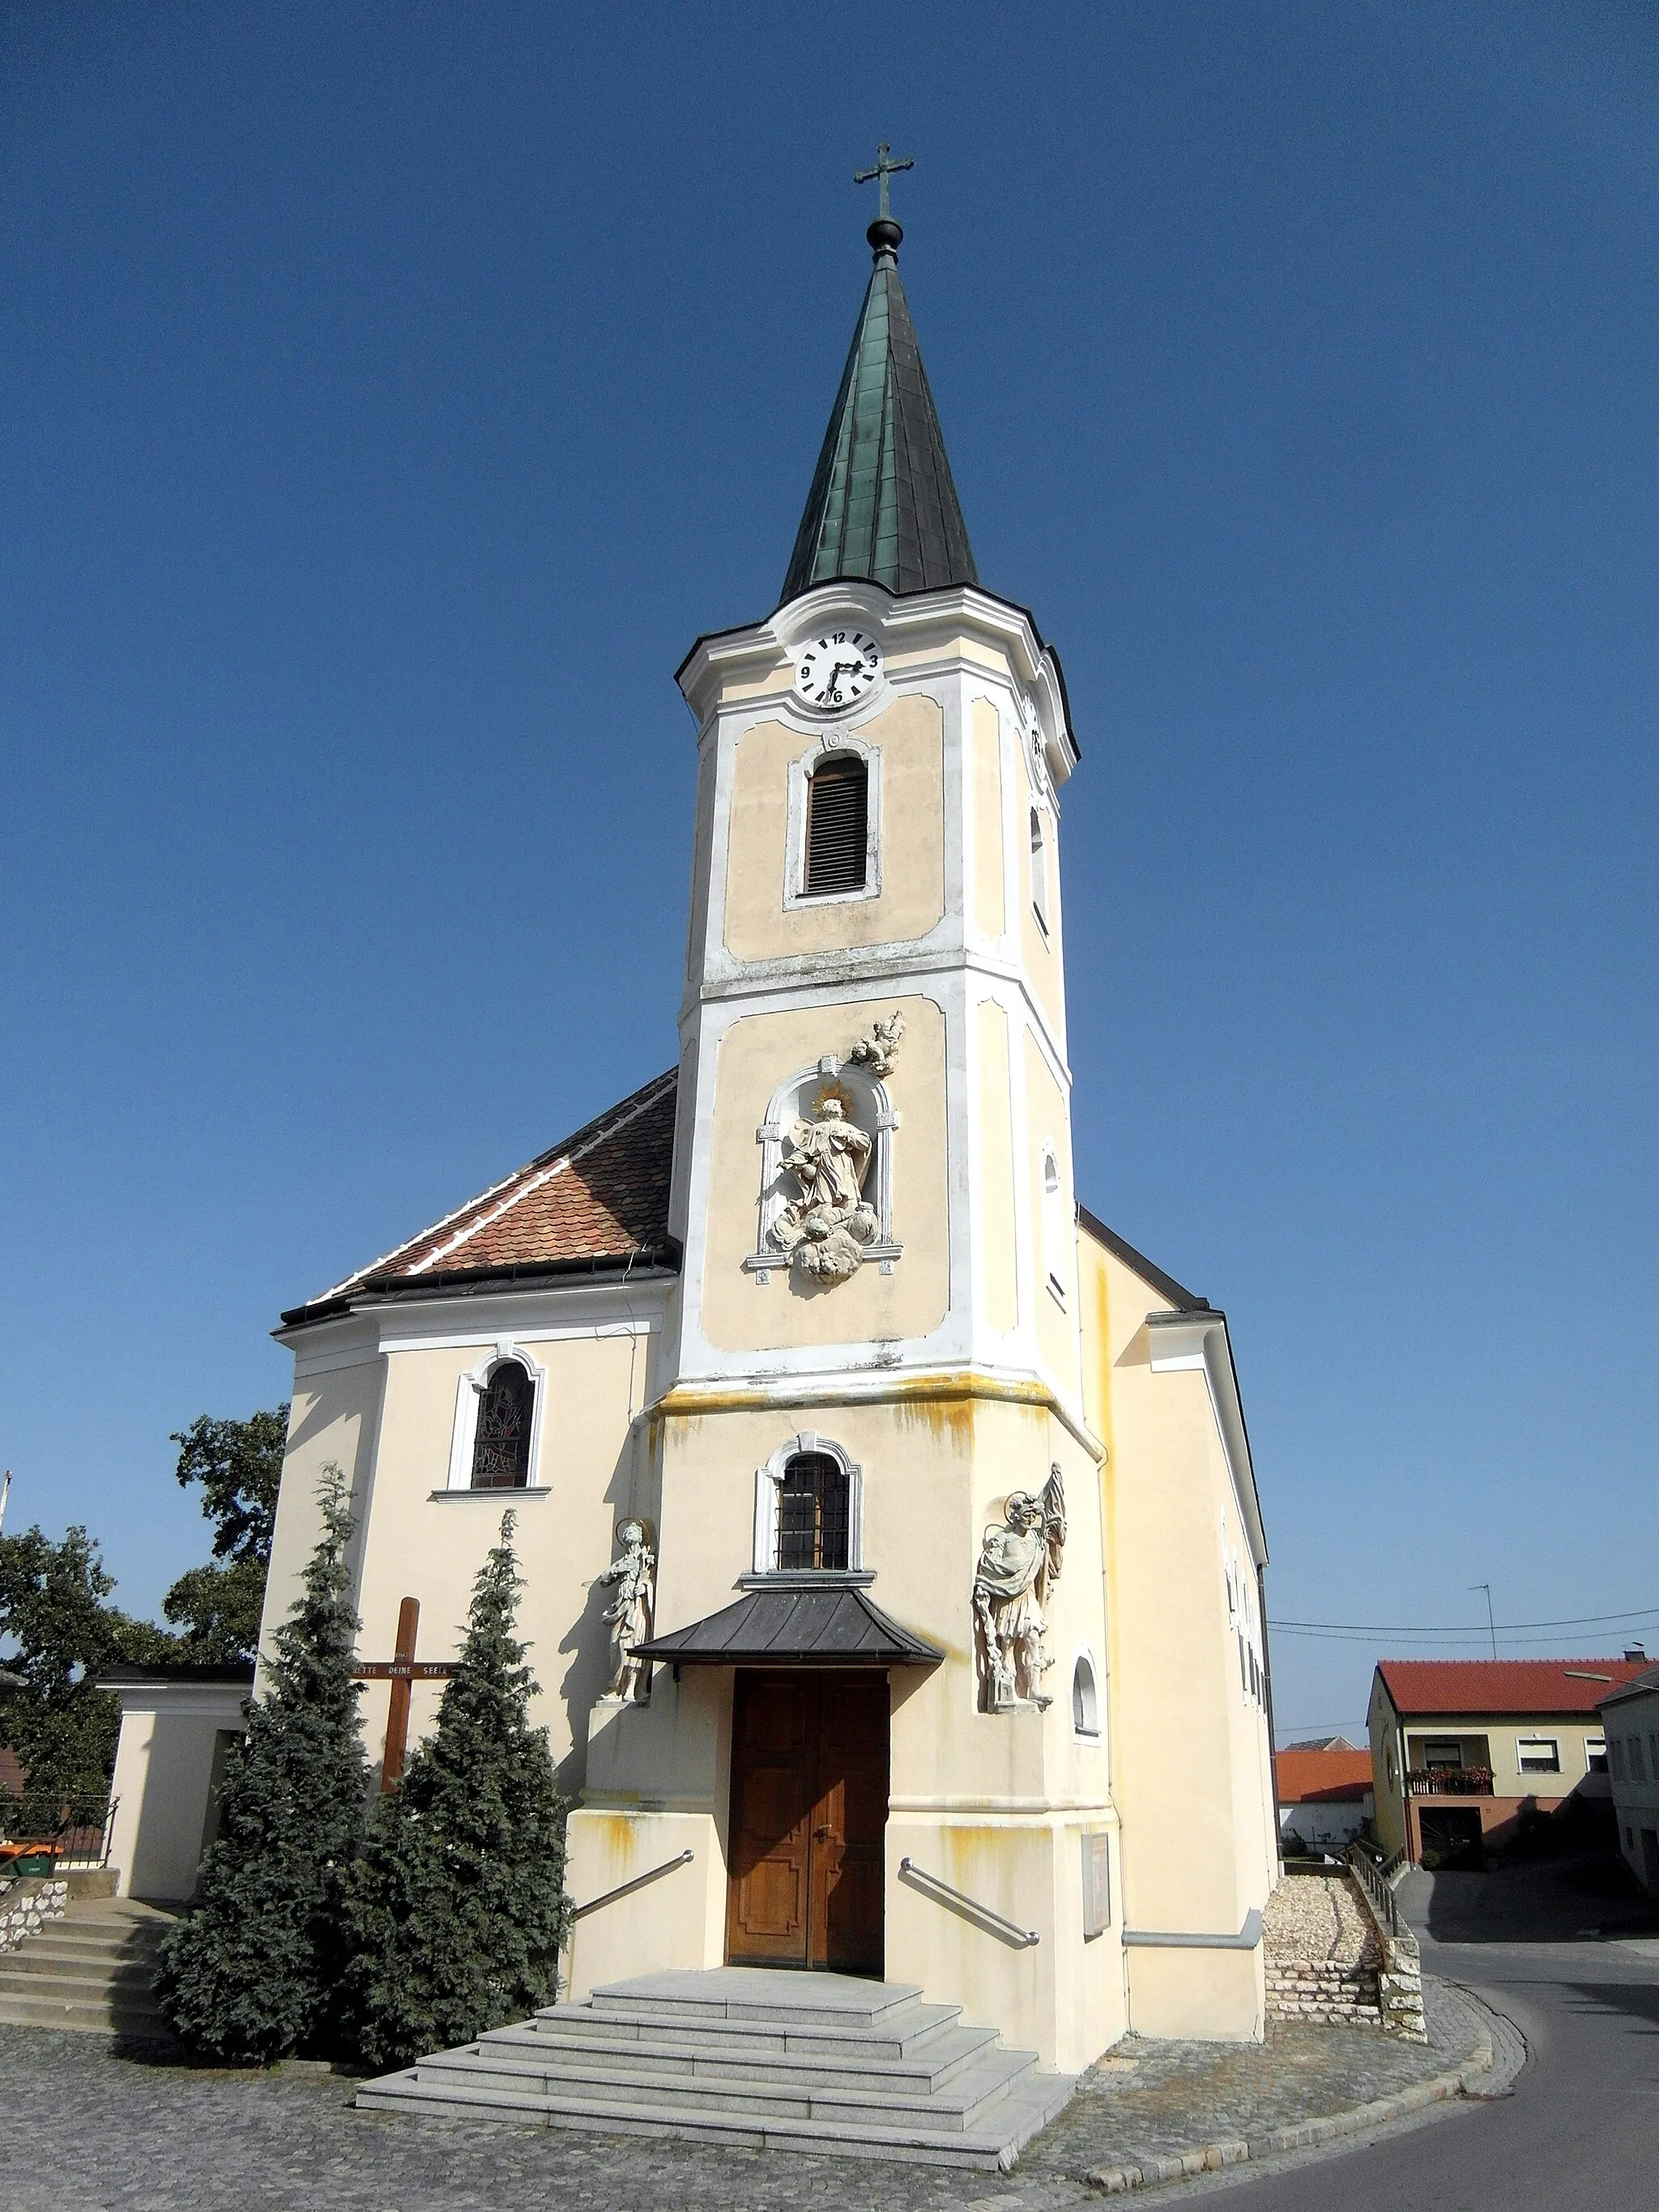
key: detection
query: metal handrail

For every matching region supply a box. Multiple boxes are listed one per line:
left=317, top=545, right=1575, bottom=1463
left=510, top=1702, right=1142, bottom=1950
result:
left=1346, top=1840, right=1401, bottom=1938
left=0, top=1791, right=117, bottom=1867
left=572, top=1848, right=694, bottom=1923
left=898, top=1856, right=1039, bottom=1948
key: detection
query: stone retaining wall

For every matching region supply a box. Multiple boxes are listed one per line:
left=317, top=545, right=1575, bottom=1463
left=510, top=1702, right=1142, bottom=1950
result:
left=0, top=1873, right=68, bottom=1953
left=1265, top=1956, right=1381, bottom=2027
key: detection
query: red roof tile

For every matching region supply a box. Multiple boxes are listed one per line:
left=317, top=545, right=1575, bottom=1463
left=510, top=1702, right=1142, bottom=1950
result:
left=284, top=1070, right=679, bottom=1324
left=1375, top=1657, right=1651, bottom=1718
left=1274, top=1748, right=1372, bottom=1804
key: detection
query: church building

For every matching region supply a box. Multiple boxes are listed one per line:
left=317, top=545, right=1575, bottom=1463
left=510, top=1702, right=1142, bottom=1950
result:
left=257, top=195, right=1279, bottom=2073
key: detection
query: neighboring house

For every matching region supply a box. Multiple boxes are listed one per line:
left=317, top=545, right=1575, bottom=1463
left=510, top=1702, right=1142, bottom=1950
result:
left=1597, top=1665, right=1659, bottom=1897
left=1368, top=1658, right=1647, bottom=1868
left=1275, top=1746, right=1373, bottom=1853
left=0, top=1746, right=24, bottom=1796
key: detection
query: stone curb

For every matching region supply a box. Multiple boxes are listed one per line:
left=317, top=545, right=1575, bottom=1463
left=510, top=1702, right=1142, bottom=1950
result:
left=1083, top=1994, right=1494, bottom=2194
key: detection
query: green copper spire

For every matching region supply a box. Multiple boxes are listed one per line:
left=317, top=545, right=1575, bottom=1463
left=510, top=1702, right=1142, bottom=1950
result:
left=780, top=191, right=978, bottom=607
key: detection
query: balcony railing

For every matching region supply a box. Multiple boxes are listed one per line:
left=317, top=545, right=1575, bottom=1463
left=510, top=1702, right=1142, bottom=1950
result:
left=1405, top=1767, right=1493, bottom=1798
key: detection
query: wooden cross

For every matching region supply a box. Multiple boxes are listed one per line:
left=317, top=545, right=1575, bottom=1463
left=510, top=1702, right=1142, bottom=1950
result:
left=855, top=143, right=914, bottom=222
left=353, top=1596, right=456, bottom=1790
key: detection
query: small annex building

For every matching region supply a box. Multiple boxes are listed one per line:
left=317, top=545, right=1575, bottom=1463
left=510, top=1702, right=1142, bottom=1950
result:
left=1368, top=1657, right=1642, bottom=1869
left=175, top=208, right=1280, bottom=2069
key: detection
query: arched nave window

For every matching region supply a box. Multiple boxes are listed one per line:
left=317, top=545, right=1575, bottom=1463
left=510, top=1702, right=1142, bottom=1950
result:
left=470, top=1360, right=535, bottom=1490
left=1030, top=804, right=1051, bottom=934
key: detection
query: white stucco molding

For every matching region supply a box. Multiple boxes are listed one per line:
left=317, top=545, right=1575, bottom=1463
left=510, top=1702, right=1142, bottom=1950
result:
left=782, top=727, right=885, bottom=910
left=675, top=580, right=1078, bottom=794
left=751, top=1432, right=865, bottom=1574
left=1145, top=1311, right=1268, bottom=1571
left=446, top=1340, right=548, bottom=1493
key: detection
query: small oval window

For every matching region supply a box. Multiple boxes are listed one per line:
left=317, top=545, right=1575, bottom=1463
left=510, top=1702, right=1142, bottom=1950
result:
left=1073, top=1653, right=1100, bottom=1737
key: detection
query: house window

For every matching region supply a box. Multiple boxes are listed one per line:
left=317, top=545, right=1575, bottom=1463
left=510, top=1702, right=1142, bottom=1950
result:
left=1586, top=1737, right=1609, bottom=1775
left=1422, top=1739, right=1463, bottom=1770
left=804, top=753, right=868, bottom=896
left=1629, top=1737, right=1648, bottom=1783
left=776, top=1451, right=851, bottom=1571
left=1649, top=1732, right=1659, bottom=1775
left=1517, top=1737, right=1561, bottom=1775
left=1073, top=1654, right=1101, bottom=1737
left=1612, top=1739, right=1627, bottom=1779
left=1030, top=806, right=1050, bottom=934
left=470, top=1361, right=535, bottom=1490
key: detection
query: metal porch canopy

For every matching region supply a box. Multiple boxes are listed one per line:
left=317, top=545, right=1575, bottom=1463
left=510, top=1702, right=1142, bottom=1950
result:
left=633, top=1584, right=942, bottom=1668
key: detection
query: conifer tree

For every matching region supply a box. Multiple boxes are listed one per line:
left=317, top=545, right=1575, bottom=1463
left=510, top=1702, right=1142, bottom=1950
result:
left=155, top=1465, right=368, bottom=2064
left=342, top=1511, right=570, bottom=2070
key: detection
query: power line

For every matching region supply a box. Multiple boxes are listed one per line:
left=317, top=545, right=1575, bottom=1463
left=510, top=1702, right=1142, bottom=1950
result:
left=1273, top=1610, right=1659, bottom=1645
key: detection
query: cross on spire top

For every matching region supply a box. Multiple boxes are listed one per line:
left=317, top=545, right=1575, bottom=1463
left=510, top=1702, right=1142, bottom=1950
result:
left=855, top=142, right=913, bottom=224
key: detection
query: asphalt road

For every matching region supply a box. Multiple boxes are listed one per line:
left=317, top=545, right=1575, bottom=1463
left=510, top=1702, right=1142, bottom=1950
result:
left=1200, top=1853, right=1659, bottom=2212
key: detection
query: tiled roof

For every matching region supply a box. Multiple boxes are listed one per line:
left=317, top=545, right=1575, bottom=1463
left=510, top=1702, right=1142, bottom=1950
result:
left=1275, top=1747, right=1373, bottom=1804
left=1596, top=1663, right=1659, bottom=1712
left=283, top=1069, right=679, bottom=1326
left=1376, top=1657, right=1653, bottom=1718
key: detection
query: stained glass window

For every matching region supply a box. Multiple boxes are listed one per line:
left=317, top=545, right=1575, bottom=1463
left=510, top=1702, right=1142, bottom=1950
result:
left=471, top=1361, right=535, bottom=1490
left=777, top=1451, right=850, bottom=1571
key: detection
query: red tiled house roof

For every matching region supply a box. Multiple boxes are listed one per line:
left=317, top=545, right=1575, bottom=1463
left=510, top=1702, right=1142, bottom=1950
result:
left=1274, top=1747, right=1373, bottom=1804
left=283, top=1070, right=680, bottom=1326
left=1375, top=1657, right=1653, bottom=1718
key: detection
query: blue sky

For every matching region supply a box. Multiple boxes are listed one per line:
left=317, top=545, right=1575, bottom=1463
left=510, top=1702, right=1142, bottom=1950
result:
left=2, top=2, right=1654, bottom=1742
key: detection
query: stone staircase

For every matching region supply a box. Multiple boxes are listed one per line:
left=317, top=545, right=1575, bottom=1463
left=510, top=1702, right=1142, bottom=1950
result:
left=357, top=1967, right=1076, bottom=2171
left=0, top=1894, right=179, bottom=2038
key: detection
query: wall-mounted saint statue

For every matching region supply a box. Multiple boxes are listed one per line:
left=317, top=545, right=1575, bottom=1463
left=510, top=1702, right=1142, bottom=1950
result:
left=771, top=1097, right=879, bottom=1282
left=598, top=1518, right=655, bottom=1703
left=972, top=1466, right=1067, bottom=1711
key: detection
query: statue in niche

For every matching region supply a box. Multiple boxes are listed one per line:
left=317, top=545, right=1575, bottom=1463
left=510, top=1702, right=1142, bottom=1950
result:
left=765, top=1012, right=904, bottom=1286
left=597, top=1519, right=655, bottom=1703
left=972, top=1465, right=1067, bottom=1711
left=772, top=1096, right=879, bottom=1284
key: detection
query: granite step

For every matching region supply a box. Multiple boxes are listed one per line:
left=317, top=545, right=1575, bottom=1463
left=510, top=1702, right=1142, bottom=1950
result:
left=356, top=1968, right=1076, bottom=2172
left=489, top=2013, right=1001, bottom=2090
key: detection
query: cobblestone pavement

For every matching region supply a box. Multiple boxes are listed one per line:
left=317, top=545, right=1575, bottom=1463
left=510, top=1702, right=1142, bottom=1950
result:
left=0, top=1981, right=1482, bottom=2212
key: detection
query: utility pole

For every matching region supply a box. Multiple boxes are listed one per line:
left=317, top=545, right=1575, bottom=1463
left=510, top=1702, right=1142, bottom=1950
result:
left=1470, top=1582, right=1497, bottom=1659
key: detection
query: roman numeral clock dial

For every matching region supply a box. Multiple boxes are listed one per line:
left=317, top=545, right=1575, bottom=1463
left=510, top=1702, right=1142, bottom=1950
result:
left=794, top=631, right=882, bottom=711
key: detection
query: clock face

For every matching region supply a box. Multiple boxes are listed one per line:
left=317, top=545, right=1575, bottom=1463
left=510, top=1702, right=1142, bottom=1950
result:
left=794, top=629, right=882, bottom=711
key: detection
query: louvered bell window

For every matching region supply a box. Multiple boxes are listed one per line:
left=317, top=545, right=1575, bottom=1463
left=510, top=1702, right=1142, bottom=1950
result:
left=776, top=1452, right=851, bottom=1571
left=804, top=754, right=868, bottom=896
left=470, top=1361, right=535, bottom=1490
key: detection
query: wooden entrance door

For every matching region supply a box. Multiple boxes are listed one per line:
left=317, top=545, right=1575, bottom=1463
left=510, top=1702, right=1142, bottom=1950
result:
left=726, top=1671, right=889, bottom=1973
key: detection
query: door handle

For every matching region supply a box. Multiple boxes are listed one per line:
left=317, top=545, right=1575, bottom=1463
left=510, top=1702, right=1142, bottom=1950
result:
left=812, top=1827, right=834, bottom=1843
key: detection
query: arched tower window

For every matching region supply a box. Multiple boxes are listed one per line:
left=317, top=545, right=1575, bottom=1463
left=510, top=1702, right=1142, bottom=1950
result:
left=804, top=753, right=869, bottom=896
left=777, top=1451, right=851, bottom=1571
left=1043, top=1145, right=1067, bottom=1304
left=1030, top=805, right=1050, bottom=934
left=470, top=1360, right=535, bottom=1490
left=1073, top=1653, right=1101, bottom=1737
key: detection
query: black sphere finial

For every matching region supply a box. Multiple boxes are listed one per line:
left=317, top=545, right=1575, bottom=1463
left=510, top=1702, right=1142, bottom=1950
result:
left=868, top=216, right=903, bottom=258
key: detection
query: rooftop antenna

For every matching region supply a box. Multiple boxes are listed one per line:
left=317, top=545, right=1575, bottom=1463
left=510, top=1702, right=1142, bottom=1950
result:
left=1469, top=1583, right=1497, bottom=1660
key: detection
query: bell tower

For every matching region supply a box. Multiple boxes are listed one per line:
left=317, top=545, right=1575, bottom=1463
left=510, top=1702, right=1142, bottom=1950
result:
left=662, top=202, right=1084, bottom=1426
